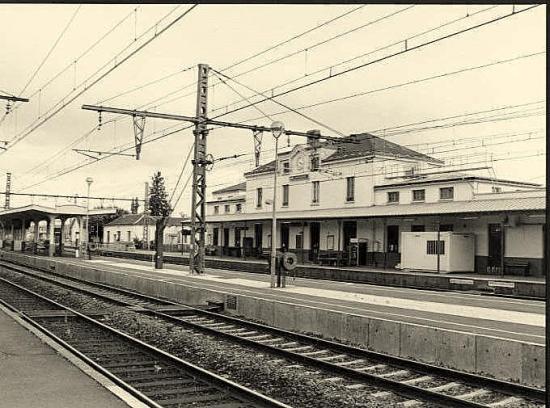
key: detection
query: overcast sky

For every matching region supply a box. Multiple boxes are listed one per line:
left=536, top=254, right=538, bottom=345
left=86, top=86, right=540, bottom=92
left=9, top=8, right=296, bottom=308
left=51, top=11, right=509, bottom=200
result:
left=0, top=4, right=546, bottom=215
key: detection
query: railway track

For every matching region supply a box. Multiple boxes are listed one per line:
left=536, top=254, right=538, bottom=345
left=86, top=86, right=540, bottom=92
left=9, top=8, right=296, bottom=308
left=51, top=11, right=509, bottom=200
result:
left=0, top=260, right=545, bottom=408
left=0, top=277, right=290, bottom=408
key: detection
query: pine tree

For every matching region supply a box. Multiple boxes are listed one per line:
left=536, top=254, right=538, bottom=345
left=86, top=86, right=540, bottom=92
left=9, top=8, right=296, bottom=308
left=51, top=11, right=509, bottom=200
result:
left=149, top=171, right=171, bottom=217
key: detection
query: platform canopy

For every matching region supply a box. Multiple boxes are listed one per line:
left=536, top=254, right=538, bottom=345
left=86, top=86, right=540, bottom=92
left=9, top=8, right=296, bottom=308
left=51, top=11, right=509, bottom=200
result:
left=0, top=204, right=117, bottom=223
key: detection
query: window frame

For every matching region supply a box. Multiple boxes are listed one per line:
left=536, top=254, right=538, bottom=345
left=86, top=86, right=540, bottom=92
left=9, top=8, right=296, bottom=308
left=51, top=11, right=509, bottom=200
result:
left=312, top=181, right=320, bottom=204
left=256, top=188, right=263, bottom=208
left=439, top=186, right=454, bottom=200
left=412, top=189, right=425, bottom=202
left=282, top=184, right=289, bottom=207
left=281, top=160, right=290, bottom=174
left=235, top=203, right=242, bottom=213
left=346, top=176, right=355, bottom=202
left=387, top=191, right=399, bottom=203
left=214, top=205, right=219, bottom=214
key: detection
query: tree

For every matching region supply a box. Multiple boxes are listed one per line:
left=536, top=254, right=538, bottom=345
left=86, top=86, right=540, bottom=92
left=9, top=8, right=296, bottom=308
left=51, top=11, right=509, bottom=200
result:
left=130, top=197, right=140, bottom=214
left=148, top=171, right=172, bottom=269
left=149, top=171, right=171, bottom=217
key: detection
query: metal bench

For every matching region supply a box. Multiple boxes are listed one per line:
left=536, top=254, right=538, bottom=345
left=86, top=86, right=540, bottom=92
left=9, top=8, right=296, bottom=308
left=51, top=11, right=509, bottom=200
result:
left=318, top=252, right=341, bottom=266
left=504, top=259, right=530, bottom=276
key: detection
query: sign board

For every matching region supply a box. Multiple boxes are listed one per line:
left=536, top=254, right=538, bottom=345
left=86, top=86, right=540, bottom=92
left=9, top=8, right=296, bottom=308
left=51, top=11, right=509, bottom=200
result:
left=487, top=281, right=515, bottom=288
left=449, top=278, right=474, bottom=285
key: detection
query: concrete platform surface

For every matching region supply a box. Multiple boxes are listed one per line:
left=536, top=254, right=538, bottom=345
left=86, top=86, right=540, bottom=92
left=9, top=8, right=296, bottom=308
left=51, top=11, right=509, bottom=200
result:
left=72, top=256, right=545, bottom=345
left=0, top=307, right=132, bottom=408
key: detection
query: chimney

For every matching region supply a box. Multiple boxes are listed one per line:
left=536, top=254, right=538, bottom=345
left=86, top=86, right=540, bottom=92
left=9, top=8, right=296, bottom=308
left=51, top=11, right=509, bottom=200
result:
left=306, top=129, right=321, bottom=148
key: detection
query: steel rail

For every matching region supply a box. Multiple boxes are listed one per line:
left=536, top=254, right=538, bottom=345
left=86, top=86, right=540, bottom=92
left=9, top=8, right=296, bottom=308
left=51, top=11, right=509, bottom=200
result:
left=1, top=259, right=544, bottom=407
left=0, top=275, right=291, bottom=408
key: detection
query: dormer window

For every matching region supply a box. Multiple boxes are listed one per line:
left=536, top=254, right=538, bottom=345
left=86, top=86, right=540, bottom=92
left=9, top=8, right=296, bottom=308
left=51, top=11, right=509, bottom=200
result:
left=282, top=160, right=290, bottom=174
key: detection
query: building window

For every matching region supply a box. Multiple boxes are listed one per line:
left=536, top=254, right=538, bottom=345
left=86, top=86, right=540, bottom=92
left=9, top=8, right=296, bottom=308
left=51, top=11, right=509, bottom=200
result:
left=310, top=155, right=320, bottom=171
left=312, top=181, right=320, bottom=203
left=107, top=231, right=110, bottom=243
left=282, top=160, right=290, bottom=174
left=440, top=187, right=454, bottom=200
left=214, top=206, right=219, bottom=214
left=427, top=240, right=445, bottom=255
left=127, top=231, right=131, bottom=242
left=236, top=203, right=242, bottom=213
left=256, top=188, right=263, bottom=208
left=492, top=186, right=502, bottom=193
left=387, top=191, right=399, bottom=203
left=116, top=231, right=121, bottom=242
left=282, top=184, right=289, bottom=207
left=224, top=204, right=230, bottom=213
left=326, top=235, right=335, bottom=250
left=346, top=177, right=355, bottom=202
left=439, top=224, right=454, bottom=232
left=213, top=228, right=219, bottom=246
left=412, top=189, right=425, bottom=202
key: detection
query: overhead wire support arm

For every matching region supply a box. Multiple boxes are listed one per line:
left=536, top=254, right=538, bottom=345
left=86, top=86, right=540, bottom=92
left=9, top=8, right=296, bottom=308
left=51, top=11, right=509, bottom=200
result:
left=0, top=95, right=29, bottom=103
left=73, top=148, right=135, bottom=159
left=81, top=104, right=357, bottom=144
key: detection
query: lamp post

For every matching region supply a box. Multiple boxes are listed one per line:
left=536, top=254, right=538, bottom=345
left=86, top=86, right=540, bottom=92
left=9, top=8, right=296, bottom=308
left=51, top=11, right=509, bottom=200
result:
left=85, top=177, right=93, bottom=260
left=270, top=121, right=285, bottom=288
left=181, top=220, right=185, bottom=256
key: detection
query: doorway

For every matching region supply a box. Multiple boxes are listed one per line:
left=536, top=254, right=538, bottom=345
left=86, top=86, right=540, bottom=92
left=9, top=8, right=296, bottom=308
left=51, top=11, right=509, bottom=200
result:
left=387, top=225, right=399, bottom=253
left=223, top=228, right=230, bottom=255
left=280, top=223, right=290, bottom=251
left=488, top=223, right=503, bottom=270
left=254, top=223, right=262, bottom=256
left=309, top=222, right=320, bottom=262
left=342, top=221, right=357, bottom=253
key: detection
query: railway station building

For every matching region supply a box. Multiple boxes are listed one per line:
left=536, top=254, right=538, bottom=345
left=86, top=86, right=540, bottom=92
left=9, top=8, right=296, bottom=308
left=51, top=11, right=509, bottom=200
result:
left=205, top=133, right=546, bottom=277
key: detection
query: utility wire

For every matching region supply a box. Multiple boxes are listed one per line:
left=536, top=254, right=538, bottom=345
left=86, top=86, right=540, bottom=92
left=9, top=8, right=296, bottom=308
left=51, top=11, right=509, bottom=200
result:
left=168, top=142, right=194, bottom=206
left=15, top=6, right=543, bottom=190
left=213, top=68, right=346, bottom=137
left=1, top=5, right=198, bottom=154
left=19, top=5, right=82, bottom=97
left=213, top=5, right=540, bottom=121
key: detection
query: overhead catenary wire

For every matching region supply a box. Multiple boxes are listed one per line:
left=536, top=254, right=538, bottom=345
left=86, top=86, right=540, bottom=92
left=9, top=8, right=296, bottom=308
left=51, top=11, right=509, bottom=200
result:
left=1, top=4, right=198, bottom=154
left=14, top=4, right=491, bottom=179
left=211, top=5, right=541, bottom=121
left=14, top=5, right=544, bottom=192
left=0, top=4, right=136, bottom=125
left=18, top=5, right=82, bottom=97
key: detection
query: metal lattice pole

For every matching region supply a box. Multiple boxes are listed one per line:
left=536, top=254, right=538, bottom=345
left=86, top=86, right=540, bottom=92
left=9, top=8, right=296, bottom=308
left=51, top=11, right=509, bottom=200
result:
left=189, top=64, right=209, bottom=275
left=4, top=172, right=11, bottom=209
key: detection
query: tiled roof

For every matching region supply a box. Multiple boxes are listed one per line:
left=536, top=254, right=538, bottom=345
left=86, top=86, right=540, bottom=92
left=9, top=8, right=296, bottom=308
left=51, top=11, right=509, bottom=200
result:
left=207, top=196, right=545, bottom=222
left=375, top=174, right=542, bottom=189
left=323, top=133, right=442, bottom=164
left=106, top=214, right=159, bottom=226
left=244, top=133, right=442, bottom=176
left=212, top=181, right=246, bottom=194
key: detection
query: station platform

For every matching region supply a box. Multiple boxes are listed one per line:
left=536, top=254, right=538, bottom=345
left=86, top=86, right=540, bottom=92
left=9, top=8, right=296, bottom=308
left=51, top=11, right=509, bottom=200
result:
left=0, top=305, right=136, bottom=408
left=0, top=250, right=545, bottom=388
left=98, top=248, right=546, bottom=299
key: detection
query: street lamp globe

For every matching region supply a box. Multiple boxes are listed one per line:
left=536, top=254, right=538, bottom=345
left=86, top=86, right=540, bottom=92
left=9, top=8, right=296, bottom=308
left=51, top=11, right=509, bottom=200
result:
left=271, top=121, right=285, bottom=139
left=86, top=177, right=93, bottom=186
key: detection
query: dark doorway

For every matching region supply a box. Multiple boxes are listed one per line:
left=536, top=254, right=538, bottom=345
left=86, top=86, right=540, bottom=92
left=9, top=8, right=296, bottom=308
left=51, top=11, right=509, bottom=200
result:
left=342, top=221, right=357, bottom=253
left=358, top=242, right=367, bottom=265
left=223, top=228, right=230, bottom=255
left=488, top=223, right=503, bottom=269
left=281, top=223, right=290, bottom=251
left=309, top=222, right=320, bottom=262
left=387, top=225, right=399, bottom=253
left=213, top=228, right=219, bottom=246
left=254, top=224, right=262, bottom=256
